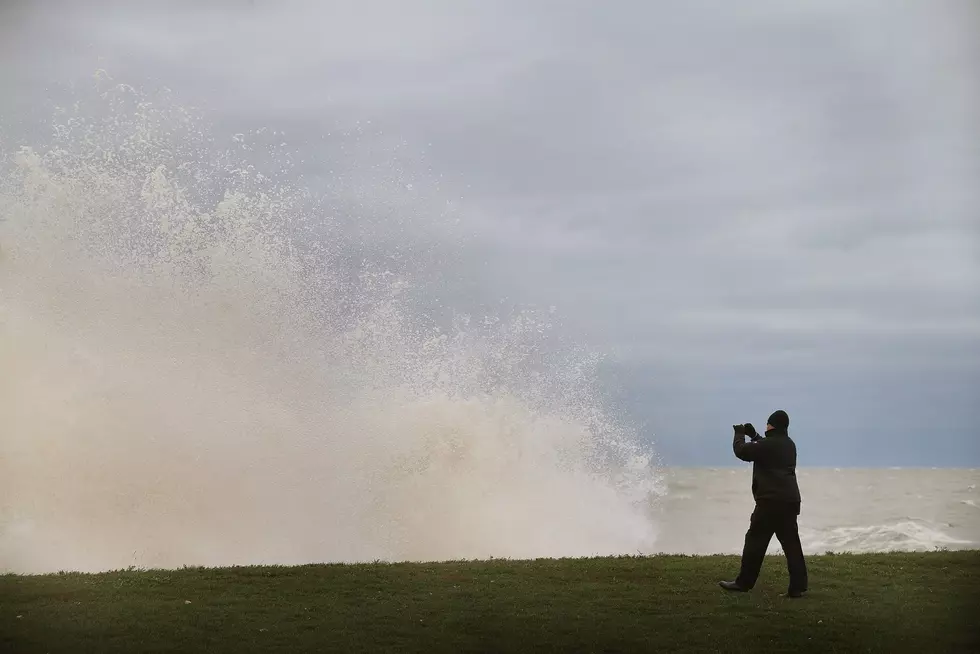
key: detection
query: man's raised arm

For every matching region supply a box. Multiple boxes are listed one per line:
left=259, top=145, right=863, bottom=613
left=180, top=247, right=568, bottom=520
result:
left=733, top=423, right=764, bottom=462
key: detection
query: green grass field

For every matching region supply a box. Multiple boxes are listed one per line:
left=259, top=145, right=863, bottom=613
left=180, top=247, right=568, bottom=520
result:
left=2, top=551, right=978, bottom=653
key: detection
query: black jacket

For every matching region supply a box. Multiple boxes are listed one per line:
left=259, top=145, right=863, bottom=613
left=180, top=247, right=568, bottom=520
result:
left=733, top=427, right=801, bottom=505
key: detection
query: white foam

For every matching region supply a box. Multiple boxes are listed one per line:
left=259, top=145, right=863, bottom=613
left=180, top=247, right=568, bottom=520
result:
left=0, top=81, right=663, bottom=574
left=801, top=520, right=972, bottom=554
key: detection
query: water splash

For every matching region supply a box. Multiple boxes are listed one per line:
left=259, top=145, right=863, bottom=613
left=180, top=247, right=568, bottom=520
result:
left=0, top=79, right=662, bottom=573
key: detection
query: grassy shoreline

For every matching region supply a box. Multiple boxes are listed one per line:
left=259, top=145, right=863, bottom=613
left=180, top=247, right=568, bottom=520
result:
left=2, top=551, right=978, bottom=653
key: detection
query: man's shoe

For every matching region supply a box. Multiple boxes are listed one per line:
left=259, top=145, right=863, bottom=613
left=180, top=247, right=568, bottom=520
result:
left=719, top=580, right=749, bottom=592
left=786, top=589, right=805, bottom=598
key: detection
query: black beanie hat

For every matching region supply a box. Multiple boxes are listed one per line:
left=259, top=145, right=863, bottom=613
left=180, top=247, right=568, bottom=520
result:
left=768, top=410, right=789, bottom=430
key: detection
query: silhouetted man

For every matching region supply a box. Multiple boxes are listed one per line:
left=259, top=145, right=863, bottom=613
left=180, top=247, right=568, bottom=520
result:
left=719, top=410, right=808, bottom=598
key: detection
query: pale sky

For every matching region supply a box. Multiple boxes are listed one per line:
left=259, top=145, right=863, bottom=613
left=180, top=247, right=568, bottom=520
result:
left=2, top=0, right=978, bottom=465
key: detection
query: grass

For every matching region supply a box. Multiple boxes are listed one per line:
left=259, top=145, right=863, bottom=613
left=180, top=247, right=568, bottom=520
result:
left=1, top=551, right=978, bottom=653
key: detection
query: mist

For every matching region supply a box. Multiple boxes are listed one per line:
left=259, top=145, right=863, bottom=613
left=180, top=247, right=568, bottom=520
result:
left=0, top=82, right=661, bottom=573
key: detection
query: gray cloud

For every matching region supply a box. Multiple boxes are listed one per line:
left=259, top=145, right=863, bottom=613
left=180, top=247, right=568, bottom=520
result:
left=2, top=0, right=978, bottom=464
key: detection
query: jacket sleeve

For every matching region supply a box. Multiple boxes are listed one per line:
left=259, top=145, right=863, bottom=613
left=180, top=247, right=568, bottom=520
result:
left=733, top=432, right=767, bottom=462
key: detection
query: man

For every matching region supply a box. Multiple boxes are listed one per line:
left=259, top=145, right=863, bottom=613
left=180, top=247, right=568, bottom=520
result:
left=719, top=410, right=808, bottom=598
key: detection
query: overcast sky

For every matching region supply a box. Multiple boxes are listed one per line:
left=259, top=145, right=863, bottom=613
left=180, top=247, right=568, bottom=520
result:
left=2, top=0, right=978, bottom=466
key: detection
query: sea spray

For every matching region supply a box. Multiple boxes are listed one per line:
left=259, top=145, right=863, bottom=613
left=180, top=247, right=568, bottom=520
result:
left=0, top=80, right=662, bottom=573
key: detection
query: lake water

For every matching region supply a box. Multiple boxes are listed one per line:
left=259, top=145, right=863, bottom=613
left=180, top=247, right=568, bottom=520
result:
left=651, top=467, right=980, bottom=555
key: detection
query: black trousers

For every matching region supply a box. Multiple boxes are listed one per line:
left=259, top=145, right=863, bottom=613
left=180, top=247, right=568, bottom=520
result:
left=736, top=501, right=808, bottom=592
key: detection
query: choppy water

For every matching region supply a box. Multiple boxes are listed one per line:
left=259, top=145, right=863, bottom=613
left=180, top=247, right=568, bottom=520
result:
left=653, top=467, right=980, bottom=555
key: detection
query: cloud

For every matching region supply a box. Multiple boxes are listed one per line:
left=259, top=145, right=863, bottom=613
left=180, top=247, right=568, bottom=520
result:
left=2, top=0, right=977, bottom=463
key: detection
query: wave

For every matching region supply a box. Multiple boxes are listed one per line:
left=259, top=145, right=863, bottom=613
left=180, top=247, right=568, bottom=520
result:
left=0, top=78, right=663, bottom=574
left=800, top=519, right=974, bottom=554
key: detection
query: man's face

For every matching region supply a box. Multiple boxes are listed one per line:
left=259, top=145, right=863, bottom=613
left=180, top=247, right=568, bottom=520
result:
left=765, top=423, right=774, bottom=432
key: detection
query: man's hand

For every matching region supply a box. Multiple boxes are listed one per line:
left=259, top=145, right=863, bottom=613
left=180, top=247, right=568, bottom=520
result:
left=733, top=423, right=764, bottom=462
